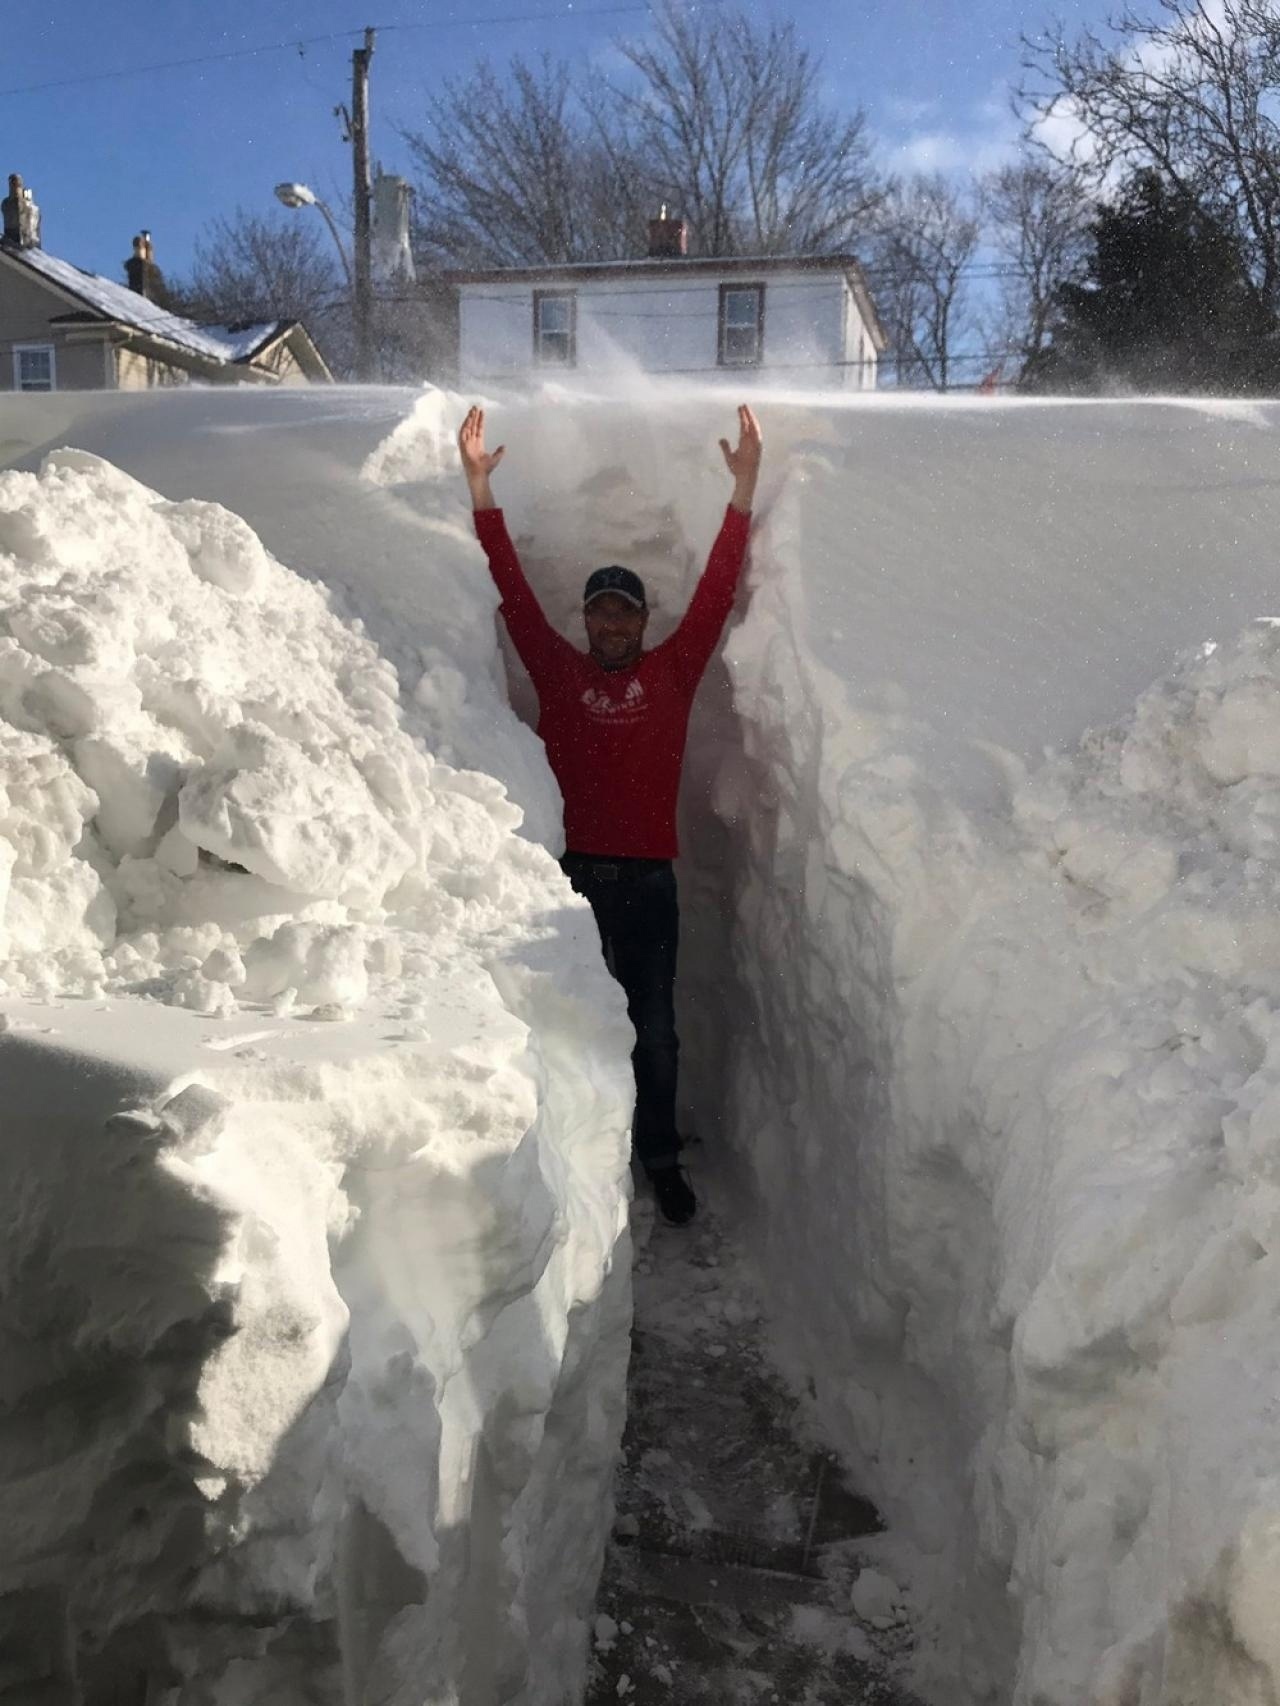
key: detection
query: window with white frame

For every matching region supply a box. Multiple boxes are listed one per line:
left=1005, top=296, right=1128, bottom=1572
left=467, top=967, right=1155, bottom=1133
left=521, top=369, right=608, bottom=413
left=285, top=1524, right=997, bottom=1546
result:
left=533, top=291, right=576, bottom=366
left=13, top=344, right=55, bottom=392
left=718, top=284, right=764, bottom=366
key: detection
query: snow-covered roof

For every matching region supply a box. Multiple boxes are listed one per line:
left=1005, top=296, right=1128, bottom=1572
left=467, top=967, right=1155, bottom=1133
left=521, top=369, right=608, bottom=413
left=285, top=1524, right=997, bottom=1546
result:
left=445, top=252, right=867, bottom=280
left=197, top=320, right=290, bottom=362
left=0, top=241, right=279, bottom=367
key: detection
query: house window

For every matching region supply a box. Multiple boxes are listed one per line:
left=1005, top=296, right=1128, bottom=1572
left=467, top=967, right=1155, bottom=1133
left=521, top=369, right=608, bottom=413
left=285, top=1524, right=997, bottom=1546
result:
left=13, top=344, right=55, bottom=392
left=533, top=291, right=576, bottom=366
left=718, top=284, right=764, bottom=366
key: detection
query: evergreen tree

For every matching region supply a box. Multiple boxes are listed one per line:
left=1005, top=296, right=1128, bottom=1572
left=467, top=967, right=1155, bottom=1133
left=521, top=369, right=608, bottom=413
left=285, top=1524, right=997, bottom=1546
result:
left=1022, top=172, right=1280, bottom=393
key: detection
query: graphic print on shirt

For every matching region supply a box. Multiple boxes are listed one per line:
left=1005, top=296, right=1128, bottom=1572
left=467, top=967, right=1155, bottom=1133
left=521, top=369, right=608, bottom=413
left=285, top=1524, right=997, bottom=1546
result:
left=581, top=677, right=649, bottom=723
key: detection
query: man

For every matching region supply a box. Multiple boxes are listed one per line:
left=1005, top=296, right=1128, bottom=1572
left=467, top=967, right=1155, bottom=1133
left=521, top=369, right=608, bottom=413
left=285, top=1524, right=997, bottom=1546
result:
left=458, top=403, right=762, bottom=1225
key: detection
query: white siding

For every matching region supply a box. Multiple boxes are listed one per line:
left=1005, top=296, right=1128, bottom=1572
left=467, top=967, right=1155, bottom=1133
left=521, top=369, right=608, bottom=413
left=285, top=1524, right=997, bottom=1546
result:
left=842, top=279, right=878, bottom=392
left=458, top=269, right=876, bottom=388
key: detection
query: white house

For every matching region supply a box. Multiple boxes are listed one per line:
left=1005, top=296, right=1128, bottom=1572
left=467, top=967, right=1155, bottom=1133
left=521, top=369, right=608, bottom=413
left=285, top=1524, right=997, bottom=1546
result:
left=447, top=211, right=885, bottom=390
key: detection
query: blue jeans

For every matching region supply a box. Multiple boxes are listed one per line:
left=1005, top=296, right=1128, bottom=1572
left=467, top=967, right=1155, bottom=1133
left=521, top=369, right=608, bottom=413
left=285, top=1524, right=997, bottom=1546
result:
left=561, top=854, right=681, bottom=1171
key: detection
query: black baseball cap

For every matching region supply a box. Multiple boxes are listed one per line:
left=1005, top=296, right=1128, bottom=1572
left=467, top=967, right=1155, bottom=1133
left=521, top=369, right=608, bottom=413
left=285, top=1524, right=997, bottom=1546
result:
left=583, top=565, right=647, bottom=609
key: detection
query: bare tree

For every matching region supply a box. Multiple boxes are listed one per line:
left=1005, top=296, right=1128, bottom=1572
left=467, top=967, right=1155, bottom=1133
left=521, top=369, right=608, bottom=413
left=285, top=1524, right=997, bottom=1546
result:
left=1019, top=0, right=1280, bottom=311
left=607, top=2, right=885, bottom=255
left=171, top=209, right=350, bottom=372
left=871, top=175, right=982, bottom=390
left=980, top=157, right=1093, bottom=372
left=402, top=7, right=885, bottom=267
left=403, top=55, right=649, bottom=266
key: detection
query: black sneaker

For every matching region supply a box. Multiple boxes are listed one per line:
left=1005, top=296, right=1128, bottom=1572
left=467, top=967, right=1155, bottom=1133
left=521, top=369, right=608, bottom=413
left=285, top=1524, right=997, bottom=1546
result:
left=649, top=1164, right=697, bottom=1226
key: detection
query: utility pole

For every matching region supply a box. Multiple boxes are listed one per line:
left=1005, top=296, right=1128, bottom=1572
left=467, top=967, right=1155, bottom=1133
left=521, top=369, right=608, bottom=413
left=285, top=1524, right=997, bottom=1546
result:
left=351, top=27, right=376, bottom=382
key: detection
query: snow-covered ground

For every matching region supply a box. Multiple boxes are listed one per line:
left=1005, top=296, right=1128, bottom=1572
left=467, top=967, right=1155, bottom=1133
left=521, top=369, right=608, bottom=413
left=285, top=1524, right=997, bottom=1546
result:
left=5, top=386, right=1280, bottom=1705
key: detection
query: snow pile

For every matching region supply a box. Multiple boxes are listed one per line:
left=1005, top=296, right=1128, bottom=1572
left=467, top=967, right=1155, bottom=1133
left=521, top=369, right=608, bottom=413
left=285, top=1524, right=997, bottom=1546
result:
left=715, top=404, right=1280, bottom=1705
left=0, top=420, right=633, bottom=1703
left=0, top=446, right=425, bottom=1003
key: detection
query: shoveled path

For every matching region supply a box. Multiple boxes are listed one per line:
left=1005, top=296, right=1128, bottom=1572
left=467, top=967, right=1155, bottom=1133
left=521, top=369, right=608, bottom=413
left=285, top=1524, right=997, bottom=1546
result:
left=585, top=1181, right=923, bottom=1706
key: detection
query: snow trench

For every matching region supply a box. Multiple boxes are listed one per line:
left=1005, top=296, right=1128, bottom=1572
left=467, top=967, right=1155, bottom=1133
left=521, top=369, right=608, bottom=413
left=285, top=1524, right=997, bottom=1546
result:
left=8, top=387, right=1280, bottom=1706
left=351, top=389, right=1280, bottom=1706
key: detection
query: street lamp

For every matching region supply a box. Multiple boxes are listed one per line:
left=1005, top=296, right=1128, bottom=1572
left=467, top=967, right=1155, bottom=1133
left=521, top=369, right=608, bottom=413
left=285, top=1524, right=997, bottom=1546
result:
left=273, top=181, right=354, bottom=292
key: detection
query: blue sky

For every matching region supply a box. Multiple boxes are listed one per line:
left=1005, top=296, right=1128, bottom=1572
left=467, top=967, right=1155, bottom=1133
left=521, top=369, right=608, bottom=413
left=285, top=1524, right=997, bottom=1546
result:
left=6, top=0, right=1108, bottom=286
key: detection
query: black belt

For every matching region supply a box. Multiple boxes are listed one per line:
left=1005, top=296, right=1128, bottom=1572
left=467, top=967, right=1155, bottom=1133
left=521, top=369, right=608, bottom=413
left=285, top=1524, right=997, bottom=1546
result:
left=562, top=852, right=671, bottom=882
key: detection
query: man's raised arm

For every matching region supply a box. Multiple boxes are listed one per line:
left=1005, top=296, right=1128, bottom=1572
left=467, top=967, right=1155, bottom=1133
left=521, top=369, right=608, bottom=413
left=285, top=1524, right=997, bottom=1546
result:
left=721, top=403, right=763, bottom=517
left=668, top=405, right=763, bottom=688
left=458, top=404, right=504, bottom=512
left=457, top=405, right=569, bottom=683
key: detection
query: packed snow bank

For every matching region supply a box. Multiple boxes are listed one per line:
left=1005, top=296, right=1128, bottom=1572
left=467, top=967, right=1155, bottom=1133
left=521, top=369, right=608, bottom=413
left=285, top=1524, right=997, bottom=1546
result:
left=714, top=399, right=1280, bottom=1705
left=0, top=411, right=632, bottom=1702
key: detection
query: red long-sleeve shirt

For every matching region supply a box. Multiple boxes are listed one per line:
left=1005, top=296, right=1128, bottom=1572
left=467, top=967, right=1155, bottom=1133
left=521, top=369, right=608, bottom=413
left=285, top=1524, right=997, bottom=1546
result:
left=474, top=505, right=750, bottom=858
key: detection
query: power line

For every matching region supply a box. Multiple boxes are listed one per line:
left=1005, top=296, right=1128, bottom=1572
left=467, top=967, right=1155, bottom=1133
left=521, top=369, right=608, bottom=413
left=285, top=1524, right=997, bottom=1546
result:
left=0, top=3, right=657, bottom=100
left=359, top=264, right=1028, bottom=309
left=384, top=251, right=1041, bottom=295
left=0, top=30, right=365, bottom=98
left=464, top=344, right=1032, bottom=378
left=450, top=272, right=1024, bottom=306
left=379, top=2, right=671, bottom=34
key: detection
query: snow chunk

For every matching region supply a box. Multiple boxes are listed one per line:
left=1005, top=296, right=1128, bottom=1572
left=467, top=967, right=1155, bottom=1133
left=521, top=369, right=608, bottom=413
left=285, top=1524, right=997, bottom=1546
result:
left=850, top=1569, right=907, bottom=1629
left=180, top=723, right=414, bottom=904
left=161, top=496, right=271, bottom=594
left=242, top=921, right=370, bottom=1007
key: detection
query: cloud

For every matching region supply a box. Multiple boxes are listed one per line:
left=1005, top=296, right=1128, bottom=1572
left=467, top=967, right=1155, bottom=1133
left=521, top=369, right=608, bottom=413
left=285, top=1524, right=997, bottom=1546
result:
left=1031, top=95, right=1102, bottom=170
left=882, top=95, right=941, bottom=125
left=586, top=39, right=636, bottom=78
left=891, top=131, right=970, bottom=172
left=1027, top=0, right=1231, bottom=188
left=885, top=84, right=1021, bottom=179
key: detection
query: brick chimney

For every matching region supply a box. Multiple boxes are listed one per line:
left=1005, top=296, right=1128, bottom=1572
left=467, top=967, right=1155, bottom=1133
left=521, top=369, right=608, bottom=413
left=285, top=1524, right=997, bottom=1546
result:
left=647, top=204, right=688, bottom=260
left=2, top=174, right=41, bottom=248
left=125, top=230, right=163, bottom=299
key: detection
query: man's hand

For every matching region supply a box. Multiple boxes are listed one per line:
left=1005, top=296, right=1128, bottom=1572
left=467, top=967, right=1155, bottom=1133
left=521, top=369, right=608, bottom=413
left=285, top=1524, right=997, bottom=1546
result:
left=458, top=405, right=505, bottom=511
left=719, top=404, right=763, bottom=515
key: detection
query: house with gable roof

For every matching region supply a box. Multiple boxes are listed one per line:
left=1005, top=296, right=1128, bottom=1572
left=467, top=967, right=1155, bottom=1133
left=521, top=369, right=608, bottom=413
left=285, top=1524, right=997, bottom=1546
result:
left=0, top=174, right=331, bottom=392
left=446, top=208, right=886, bottom=390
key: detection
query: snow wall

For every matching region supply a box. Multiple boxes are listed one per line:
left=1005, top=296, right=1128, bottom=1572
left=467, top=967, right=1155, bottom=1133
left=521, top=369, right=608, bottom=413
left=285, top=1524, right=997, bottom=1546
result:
left=7, top=387, right=1280, bottom=1706
left=0, top=392, right=634, bottom=1704
left=707, top=396, right=1280, bottom=1706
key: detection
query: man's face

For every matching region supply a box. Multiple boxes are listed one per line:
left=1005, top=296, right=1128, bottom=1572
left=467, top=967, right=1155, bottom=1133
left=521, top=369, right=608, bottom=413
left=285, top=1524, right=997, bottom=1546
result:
left=584, top=592, right=648, bottom=670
